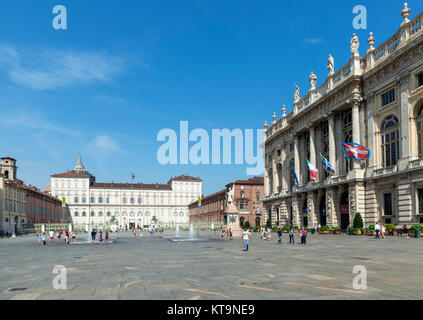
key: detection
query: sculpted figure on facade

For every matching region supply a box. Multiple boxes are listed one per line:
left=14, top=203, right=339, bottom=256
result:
left=351, top=33, right=360, bottom=57
left=309, top=72, right=317, bottom=91
left=294, top=84, right=300, bottom=103
left=327, top=54, right=335, bottom=75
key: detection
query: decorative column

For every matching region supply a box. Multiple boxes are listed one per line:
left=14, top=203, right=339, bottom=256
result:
left=309, top=125, right=317, bottom=177
left=367, top=95, right=376, bottom=167
left=328, top=113, right=336, bottom=174
left=326, top=188, right=337, bottom=227
left=294, top=135, right=300, bottom=185
left=307, top=192, right=317, bottom=227
left=281, top=146, right=287, bottom=194
left=272, top=155, right=278, bottom=195
left=279, top=200, right=288, bottom=226
left=349, top=182, right=365, bottom=224
left=291, top=196, right=301, bottom=227
left=351, top=99, right=361, bottom=169
left=398, top=74, right=411, bottom=170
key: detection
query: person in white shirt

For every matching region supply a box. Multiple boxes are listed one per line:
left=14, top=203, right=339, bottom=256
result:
left=242, top=228, right=250, bottom=251
left=49, top=230, right=54, bottom=242
left=381, top=224, right=386, bottom=239
left=374, top=223, right=381, bottom=239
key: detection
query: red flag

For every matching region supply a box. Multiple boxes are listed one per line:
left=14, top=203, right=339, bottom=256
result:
left=131, top=172, right=135, bottom=180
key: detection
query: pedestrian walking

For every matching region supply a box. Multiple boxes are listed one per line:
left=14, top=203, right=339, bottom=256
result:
left=41, top=232, right=46, bottom=246
left=277, top=228, right=283, bottom=244
left=37, top=231, right=42, bottom=246
left=99, top=229, right=103, bottom=246
left=375, top=222, right=381, bottom=239
left=242, top=228, right=250, bottom=251
left=300, top=227, right=307, bottom=244
left=381, top=224, right=386, bottom=239
left=403, top=225, right=409, bottom=238
left=289, top=226, right=295, bottom=244
left=105, top=230, right=110, bottom=243
left=65, top=229, right=70, bottom=244
left=49, top=230, right=54, bottom=242
left=91, top=228, right=97, bottom=245
left=132, top=227, right=136, bottom=239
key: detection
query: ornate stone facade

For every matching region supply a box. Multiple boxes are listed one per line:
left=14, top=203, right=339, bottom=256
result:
left=263, top=5, right=423, bottom=228
left=50, top=154, right=202, bottom=229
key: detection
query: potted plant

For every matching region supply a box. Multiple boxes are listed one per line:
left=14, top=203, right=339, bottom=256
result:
left=320, top=226, right=330, bottom=234
left=385, top=224, right=395, bottom=235
left=353, top=213, right=363, bottom=235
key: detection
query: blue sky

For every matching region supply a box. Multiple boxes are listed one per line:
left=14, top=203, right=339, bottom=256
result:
left=0, top=0, right=421, bottom=195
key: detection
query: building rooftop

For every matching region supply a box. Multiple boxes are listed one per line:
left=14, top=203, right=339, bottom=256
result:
left=228, top=176, right=264, bottom=186
left=91, top=182, right=172, bottom=191
left=51, top=171, right=93, bottom=178
left=168, top=175, right=202, bottom=184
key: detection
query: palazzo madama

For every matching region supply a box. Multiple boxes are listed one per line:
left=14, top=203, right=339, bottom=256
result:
left=263, top=4, right=423, bottom=228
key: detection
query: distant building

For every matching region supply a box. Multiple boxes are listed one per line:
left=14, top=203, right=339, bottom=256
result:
left=0, top=157, right=68, bottom=235
left=189, top=177, right=264, bottom=227
left=50, top=154, right=202, bottom=229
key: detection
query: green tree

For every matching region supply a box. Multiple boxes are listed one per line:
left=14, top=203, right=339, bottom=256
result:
left=353, top=212, right=363, bottom=229
left=266, top=219, right=272, bottom=228
left=243, top=221, right=251, bottom=229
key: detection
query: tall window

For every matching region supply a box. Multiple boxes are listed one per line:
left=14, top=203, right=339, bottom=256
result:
left=417, top=105, right=423, bottom=157
left=418, top=74, right=423, bottom=87
left=381, top=115, right=400, bottom=167
left=268, top=168, right=273, bottom=195
left=343, top=111, right=353, bottom=172
left=381, top=88, right=395, bottom=107
left=383, top=193, right=393, bottom=216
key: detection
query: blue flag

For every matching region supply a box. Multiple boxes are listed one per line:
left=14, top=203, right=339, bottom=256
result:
left=290, top=165, right=299, bottom=185
left=320, top=154, right=336, bottom=176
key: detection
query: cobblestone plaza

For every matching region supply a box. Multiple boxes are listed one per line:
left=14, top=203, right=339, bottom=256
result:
left=0, top=232, right=422, bottom=300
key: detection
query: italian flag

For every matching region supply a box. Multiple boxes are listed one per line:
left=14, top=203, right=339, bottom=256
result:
left=306, top=160, right=318, bottom=180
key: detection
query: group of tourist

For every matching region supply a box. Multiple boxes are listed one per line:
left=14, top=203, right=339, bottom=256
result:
left=374, top=222, right=412, bottom=239
left=220, top=228, right=233, bottom=240
left=90, top=228, right=110, bottom=245
left=36, top=228, right=77, bottom=246
left=239, top=225, right=309, bottom=252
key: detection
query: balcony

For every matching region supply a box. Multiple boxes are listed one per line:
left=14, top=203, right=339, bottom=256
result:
left=373, top=165, right=398, bottom=177
left=408, top=158, right=423, bottom=169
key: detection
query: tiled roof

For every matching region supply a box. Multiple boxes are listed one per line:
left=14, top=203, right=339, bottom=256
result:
left=188, top=189, right=226, bottom=207
left=5, top=179, right=25, bottom=188
left=230, top=176, right=264, bottom=186
left=91, top=182, right=172, bottom=190
left=168, top=175, right=202, bottom=184
left=1, top=156, right=16, bottom=161
left=5, top=179, right=61, bottom=203
left=51, top=171, right=92, bottom=178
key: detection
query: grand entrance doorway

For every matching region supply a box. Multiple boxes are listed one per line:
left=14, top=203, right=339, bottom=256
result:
left=319, top=195, right=326, bottom=226
left=340, top=192, right=350, bottom=230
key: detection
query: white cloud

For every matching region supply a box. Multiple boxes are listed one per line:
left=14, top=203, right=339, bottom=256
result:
left=0, top=42, right=128, bottom=90
left=302, top=38, right=324, bottom=45
left=93, top=135, right=120, bottom=153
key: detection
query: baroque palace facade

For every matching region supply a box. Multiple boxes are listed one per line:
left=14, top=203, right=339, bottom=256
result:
left=189, top=177, right=264, bottom=227
left=0, top=157, right=69, bottom=235
left=263, top=4, right=423, bottom=229
left=50, top=154, right=202, bottom=229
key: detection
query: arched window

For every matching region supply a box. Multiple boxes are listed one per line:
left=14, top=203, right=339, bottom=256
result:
left=417, top=105, right=423, bottom=157
left=381, top=115, right=400, bottom=167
